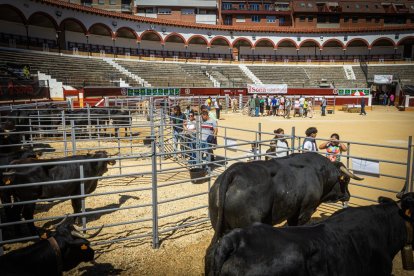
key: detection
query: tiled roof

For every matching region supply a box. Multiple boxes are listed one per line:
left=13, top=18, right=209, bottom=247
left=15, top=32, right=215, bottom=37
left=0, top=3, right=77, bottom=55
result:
left=41, top=0, right=414, bottom=33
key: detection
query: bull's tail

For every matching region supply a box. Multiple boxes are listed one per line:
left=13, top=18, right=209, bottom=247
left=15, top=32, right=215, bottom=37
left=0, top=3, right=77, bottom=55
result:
left=205, top=167, right=236, bottom=275
left=213, top=166, right=237, bottom=243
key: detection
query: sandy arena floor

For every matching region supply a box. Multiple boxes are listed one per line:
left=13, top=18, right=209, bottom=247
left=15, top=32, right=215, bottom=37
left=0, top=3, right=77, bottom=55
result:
left=3, top=105, right=414, bottom=275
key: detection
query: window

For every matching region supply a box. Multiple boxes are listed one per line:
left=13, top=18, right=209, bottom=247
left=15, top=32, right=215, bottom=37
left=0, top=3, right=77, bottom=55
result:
left=308, top=16, right=313, bottom=21
left=346, top=5, right=350, bottom=8
left=366, top=5, right=369, bottom=8
left=252, top=15, right=260, bottom=22
left=375, top=5, right=379, bottom=9
left=317, top=15, right=327, bottom=23
left=239, top=3, right=245, bottom=9
left=355, top=4, right=360, bottom=9
left=224, top=16, right=232, bottom=25
left=264, top=4, right=271, bottom=10
left=375, top=17, right=380, bottom=23
left=146, top=8, right=154, bottom=13
left=300, top=3, right=305, bottom=7
left=366, top=17, right=372, bottom=22
left=267, top=16, right=276, bottom=23
left=308, top=3, right=313, bottom=7
left=109, top=0, right=115, bottom=4
left=236, top=15, right=246, bottom=22
left=299, top=16, right=306, bottom=22
left=158, top=8, right=171, bottom=14
left=279, top=17, right=285, bottom=24
left=344, top=16, right=349, bottom=22
left=250, top=4, right=259, bottom=11
left=181, top=9, right=194, bottom=15
left=330, top=15, right=339, bottom=23
left=98, top=0, right=104, bottom=4
left=352, top=17, right=358, bottom=23
left=223, top=3, right=232, bottom=10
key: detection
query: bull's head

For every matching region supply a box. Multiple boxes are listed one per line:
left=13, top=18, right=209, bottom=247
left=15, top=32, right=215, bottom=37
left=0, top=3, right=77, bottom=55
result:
left=333, top=162, right=364, bottom=202
left=52, top=221, right=104, bottom=272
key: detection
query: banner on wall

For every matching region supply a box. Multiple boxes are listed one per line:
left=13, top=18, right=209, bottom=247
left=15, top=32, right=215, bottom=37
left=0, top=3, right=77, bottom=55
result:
left=247, top=84, right=288, bottom=94
left=336, top=88, right=370, bottom=96
left=125, top=87, right=180, bottom=96
left=374, top=75, right=393, bottom=84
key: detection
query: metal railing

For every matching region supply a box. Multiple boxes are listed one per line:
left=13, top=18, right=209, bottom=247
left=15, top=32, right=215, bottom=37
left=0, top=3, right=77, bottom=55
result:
left=0, top=99, right=412, bottom=254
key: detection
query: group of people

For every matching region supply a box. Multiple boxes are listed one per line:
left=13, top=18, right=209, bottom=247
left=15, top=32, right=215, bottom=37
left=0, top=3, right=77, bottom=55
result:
left=170, top=104, right=218, bottom=166
left=248, top=95, right=317, bottom=119
left=267, top=126, right=347, bottom=162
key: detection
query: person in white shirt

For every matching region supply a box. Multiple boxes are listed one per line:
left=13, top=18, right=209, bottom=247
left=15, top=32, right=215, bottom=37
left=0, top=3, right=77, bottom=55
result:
left=268, top=128, right=289, bottom=158
left=302, top=127, right=318, bottom=152
left=299, top=95, right=305, bottom=117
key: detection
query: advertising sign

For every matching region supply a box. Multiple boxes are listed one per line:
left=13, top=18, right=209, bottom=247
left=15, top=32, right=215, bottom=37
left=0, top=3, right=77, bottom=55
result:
left=336, top=88, right=370, bottom=96
left=247, top=84, right=288, bottom=94
left=127, top=87, right=180, bottom=96
left=374, top=75, right=393, bottom=84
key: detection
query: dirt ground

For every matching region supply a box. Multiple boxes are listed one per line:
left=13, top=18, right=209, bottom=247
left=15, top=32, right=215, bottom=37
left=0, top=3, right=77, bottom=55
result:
left=4, top=105, right=414, bottom=275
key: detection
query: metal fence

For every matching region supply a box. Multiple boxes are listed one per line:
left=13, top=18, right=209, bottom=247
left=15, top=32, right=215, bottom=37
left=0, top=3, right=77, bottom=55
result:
left=0, top=99, right=412, bottom=254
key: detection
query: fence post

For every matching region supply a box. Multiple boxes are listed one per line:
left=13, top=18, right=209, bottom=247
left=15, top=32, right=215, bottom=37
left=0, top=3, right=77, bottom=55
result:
left=71, top=120, right=76, bottom=155
left=239, top=94, right=243, bottom=111
left=37, top=110, right=41, bottom=138
left=160, top=108, right=165, bottom=162
left=224, top=128, right=228, bottom=170
left=29, top=118, right=33, bottom=143
left=291, top=126, right=295, bottom=153
left=407, top=136, right=413, bottom=193
left=87, top=104, right=91, bottom=139
left=129, top=110, right=132, bottom=155
left=346, top=142, right=351, bottom=169
left=117, top=124, right=122, bottom=175
left=258, top=123, right=262, bottom=160
left=62, top=111, right=67, bottom=156
left=151, top=138, right=159, bottom=248
left=80, top=164, right=87, bottom=231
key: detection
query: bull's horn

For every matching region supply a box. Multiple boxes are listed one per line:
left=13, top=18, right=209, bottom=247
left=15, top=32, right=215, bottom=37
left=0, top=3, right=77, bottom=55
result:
left=47, top=214, right=69, bottom=230
left=108, top=152, right=120, bottom=157
left=340, top=166, right=364, bottom=181
left=72, top=224, right=104, bottom=239
left=2, top=170, right=16, bottom=176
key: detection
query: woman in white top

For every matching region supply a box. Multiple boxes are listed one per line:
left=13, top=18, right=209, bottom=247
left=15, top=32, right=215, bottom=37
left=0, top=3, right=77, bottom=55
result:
left=267, top=128, right=289, bottom=159
left=184, top=111, right=197, bottom=164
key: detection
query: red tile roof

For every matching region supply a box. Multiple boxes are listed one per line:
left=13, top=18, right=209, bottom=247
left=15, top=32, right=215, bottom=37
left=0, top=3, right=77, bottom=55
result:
left=41, top=0, right=414, bottom=33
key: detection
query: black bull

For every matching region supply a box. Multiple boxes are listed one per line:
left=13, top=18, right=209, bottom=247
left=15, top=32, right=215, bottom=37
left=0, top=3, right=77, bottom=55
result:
left=1, top=151, right=116, bottom=234
left=207, top=193, right=414, bottom=276
left=0, top=220, right=102, bottom=276
left=208, top=153, right=363, bottom=239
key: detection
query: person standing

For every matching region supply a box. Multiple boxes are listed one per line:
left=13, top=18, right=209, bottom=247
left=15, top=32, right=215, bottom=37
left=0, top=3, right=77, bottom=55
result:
left=319, top=133, right=348, bottom=162
left=184, top=111, right=197, bottom=165
left=200, top=110, right=218, bottom=162
left=320, top=97, right=327, bottom=116
left=307, top=98, right=313, bottom=118
left=319, top=133, right=349, bottom=207
left=299, top=95, right=305, bottom=117
left=302, top=127, right=318, bottom=152
left=360, top=97, right=367, bottom=115
left=284, top=97, right=291, bottom=119
left=171, top=105, right=187, bottom=159
left=254, top=95, right=260, bottom=117
left=389, top=94, right=395, bottom=107
left=214, top=98, right=221, bottom=120
left=272, top=128, right=289, bottom=157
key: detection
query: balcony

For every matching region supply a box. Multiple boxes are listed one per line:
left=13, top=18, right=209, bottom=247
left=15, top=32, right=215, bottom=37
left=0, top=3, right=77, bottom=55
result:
left=121, top=4, right=131, bottom=12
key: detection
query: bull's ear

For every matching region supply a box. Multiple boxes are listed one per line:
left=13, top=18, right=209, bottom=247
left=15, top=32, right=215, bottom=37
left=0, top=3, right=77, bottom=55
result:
left=399, top=193, right=414, bottom=222
left=378, top=196, right=394, bottom=204
left=2, top=175, right=14, bottom=185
